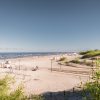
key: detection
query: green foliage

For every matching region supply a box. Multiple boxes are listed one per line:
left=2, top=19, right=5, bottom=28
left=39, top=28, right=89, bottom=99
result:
left=70, top=59, right=92, bottom=66
left=0, top=75, right=24, bottom=100
left=0, top=75, right=43, bottom=100
left=29, top=95, right=44, bottom=100
left=82, top=59, right=100, bottom=100
left=70, top=58, right=80, bottom=64
left=80, top=50, right=100, bottom=58
left=0, top=75, right=10, bottom=96
left=8, top=87, right=24, bottom=100
left=80, top=50, right=93, bottom=55
left=59, top=57, right=66, bottom=61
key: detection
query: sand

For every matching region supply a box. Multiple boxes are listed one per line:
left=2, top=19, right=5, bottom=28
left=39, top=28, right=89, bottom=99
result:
left=0, top=54, right=90, bottom=95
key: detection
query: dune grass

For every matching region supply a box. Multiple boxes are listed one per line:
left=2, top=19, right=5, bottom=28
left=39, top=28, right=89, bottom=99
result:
left=80, top=50, right=100, bottom=58
left=70, top=59, right=92, bottom=66
left=81, top=59, right=100, bottom=100
left=58, top=57, right=66, bottom=61
left=0, top=75, right=43, bottom=100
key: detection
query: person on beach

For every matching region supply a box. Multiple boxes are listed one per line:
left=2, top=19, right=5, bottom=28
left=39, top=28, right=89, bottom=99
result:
left=32, top=66, right=38, bottom=71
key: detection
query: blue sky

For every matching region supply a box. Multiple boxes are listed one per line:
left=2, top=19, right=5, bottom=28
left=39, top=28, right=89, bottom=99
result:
left=0, top=0, right=100, bottom=52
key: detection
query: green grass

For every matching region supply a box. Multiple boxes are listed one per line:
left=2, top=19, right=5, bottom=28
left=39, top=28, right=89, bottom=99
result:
left=0, top=75, right=43, bottom=100
left=80, top=50, right=100, bottom=58
left=70, top=59, right=92, bottom=66
left=58, top=57, right=66, bottom=61
left=82, top=59, right=100, bottom=100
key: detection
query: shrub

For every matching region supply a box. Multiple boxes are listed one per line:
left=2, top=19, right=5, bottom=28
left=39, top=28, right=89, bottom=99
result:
left=82, top=59, right=100, bottom=100
left=70, top=59, right=93, bottom=66
left=80, top=50, right=93, bottom=55
left=70, top=58, right=80, bottom=64
left=59, top=57, right=66, bottom=61
left=80, top=50, right=100, bottom=59
left=0, top=75, right=25, bottom=100
left=0, top=75, right=43, bottom=100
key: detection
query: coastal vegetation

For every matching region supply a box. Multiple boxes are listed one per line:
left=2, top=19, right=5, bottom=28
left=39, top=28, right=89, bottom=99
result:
left=81, top=59, right=100, bottom=100
left=0, top=75, right=43, bottom=100
left=58, top=57, right=93, bottom=67
left=58, top=50, right=100, bottom=67
left=55, top=53, right=100, bottom=99
left=58, top=57, right=68, bottom=65
left=80, top=50, right=100, bottom=58
left=70, top=59, right=93, bottom=66
left=58, top=57, right=66, bottom=61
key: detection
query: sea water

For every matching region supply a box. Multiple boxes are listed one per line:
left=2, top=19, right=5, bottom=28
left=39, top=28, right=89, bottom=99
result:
left=0, top=52, right=69, bottom=59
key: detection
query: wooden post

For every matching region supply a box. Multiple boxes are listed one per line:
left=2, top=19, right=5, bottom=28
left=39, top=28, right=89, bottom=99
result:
left=19, top=59, right=20, bottom=70
left=50, top=92, right=52, bottom=98
left=92, top=60, right=94, bottom=76
left=23, top=74, right=25, bottom=80
left=63, top=90, right=66, bottom=96
left=60, top=63, right=61, bottom=71
left=51, top=59, right=53, bottom=72
left=73, top=88, right=75, bottom=93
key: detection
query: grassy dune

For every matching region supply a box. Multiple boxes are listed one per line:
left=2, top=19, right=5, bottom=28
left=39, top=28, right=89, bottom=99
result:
left=80, top=50, right=100, bottom=58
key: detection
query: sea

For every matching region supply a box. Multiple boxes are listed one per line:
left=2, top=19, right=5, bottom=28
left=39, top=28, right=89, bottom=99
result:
left=0, top=52, right=72, bottom=59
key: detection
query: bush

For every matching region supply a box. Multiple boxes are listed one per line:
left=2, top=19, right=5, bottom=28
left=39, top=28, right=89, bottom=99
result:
left=70, top=59, right=93, bottom=66
left=0, top=75, right=25, bottom=100
left=0, top=75, right=43, bottom=100
left=82, top=59, right=100, bottom=100
left=80, top=50, right=100, bottom=58
left=80, top=50, right=93, bottom=55
left=58, top=57, right=66, bottom=61
left=70, top=59, right=80, bottom=64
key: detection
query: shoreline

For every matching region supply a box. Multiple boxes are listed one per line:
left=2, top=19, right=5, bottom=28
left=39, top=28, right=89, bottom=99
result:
left=0, top=52, right=77, bottom=60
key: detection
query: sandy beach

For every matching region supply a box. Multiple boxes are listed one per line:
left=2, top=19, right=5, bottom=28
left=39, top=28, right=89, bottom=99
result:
left=0, top=54, right=91, bottom=95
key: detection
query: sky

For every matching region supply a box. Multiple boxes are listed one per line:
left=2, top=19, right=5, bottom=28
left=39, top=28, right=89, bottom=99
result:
left=0, top=0, right=100, bottom=52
